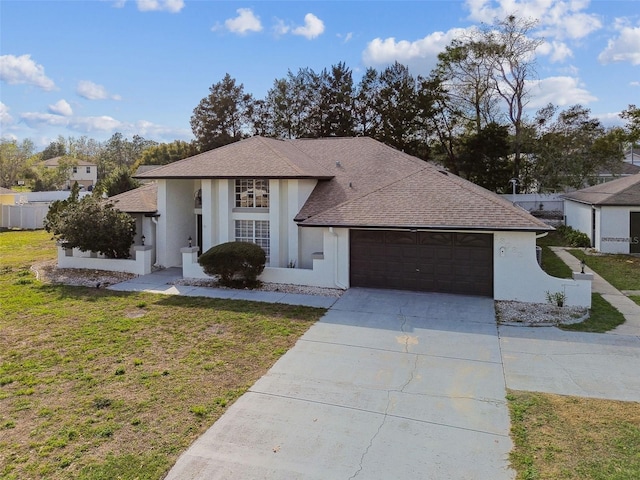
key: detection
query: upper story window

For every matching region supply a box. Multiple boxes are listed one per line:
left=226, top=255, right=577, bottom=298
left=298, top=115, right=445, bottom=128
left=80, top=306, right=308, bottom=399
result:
left=235, top=179, right=269, bottom=208
left=72, top=166, right=78, bottom=174
left=86, top=166, right=91, bottom=174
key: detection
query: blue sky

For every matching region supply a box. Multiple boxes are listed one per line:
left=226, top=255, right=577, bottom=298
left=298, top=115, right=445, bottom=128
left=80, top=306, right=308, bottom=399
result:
left=1, top=0, right=639, bottom=149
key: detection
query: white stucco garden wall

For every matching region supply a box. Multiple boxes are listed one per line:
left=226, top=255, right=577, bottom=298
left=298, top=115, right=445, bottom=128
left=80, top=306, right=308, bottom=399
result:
left=182, top=227, right=350, bottom=289
left=494, top=231, right=592, bottom=307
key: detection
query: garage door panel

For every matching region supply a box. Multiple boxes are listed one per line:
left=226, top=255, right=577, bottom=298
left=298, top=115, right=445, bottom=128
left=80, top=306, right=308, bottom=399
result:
left=350, top=230, right=493, bottom=296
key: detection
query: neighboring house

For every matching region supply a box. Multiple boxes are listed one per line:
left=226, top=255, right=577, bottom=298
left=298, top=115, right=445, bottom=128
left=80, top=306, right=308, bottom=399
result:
left=624, top=147, right=639, bottom=166
left=594, top=160, right=640, bottom=184
left=129, top=136, right=592, bottom=306
left=42, top=157, right=98, bottom=190
left=563, top=174, right=640, bottom=254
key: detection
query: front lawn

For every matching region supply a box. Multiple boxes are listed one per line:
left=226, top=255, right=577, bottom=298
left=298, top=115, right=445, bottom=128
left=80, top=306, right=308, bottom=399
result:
left=508, top=391, right=640, bottom=480
left=0, top=230, right=324, bottom=479
left=568, top=249, right=640, bottom=291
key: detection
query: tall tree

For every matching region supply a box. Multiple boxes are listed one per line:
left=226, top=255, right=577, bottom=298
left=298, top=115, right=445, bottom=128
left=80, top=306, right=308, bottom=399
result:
left=0, top=138, right=35, bottom=188
left=191, top=73, right=254, bottom=151
left=318, top=62, right=355, bottom=137
left=354, top=67, right=382, bottom=138
left=135, top=140, right=198, bottom=167
left=482, top=16, right=544, bottom=188
left=376, top=62, right=420, bottom=155
left=532, top=104, right=623, bottom=191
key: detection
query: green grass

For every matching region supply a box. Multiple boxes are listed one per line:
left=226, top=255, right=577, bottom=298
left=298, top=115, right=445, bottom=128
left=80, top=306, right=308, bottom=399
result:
left=568, top=249, right=640, bottom=291
left=536, top=231, right=573, bottom=278
left=536, top=232, right=639, bottom=332
left=508, top=391, right=640, bottom=480
left=0, top=230, right=325, bottom=479
left=560, top=293, right=626, bottom=333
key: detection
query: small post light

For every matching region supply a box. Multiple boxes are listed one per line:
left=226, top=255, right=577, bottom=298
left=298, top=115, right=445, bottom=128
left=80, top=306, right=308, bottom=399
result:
left=580, top=259, right=585, bottom=274
left=188, top=236, right=192, bottom=247
left=141, top=235, right=145, bottom=246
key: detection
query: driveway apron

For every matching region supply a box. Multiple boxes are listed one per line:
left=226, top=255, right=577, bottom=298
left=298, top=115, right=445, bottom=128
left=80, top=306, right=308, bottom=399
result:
left=165, top=288, right=514, bottom=480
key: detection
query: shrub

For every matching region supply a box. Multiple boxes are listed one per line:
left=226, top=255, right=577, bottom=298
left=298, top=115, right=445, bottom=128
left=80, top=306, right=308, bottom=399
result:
left=556, top=225, right=591, bottom=248
left=44, top=187, right=136, bottom=259
left=198, top=241, right=266, bottom=288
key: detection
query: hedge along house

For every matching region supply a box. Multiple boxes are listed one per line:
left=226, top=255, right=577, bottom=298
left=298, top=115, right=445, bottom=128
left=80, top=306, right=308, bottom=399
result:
left=563, top=173, right=640, bottom=254
left=136, top=136, right=592, bottom=307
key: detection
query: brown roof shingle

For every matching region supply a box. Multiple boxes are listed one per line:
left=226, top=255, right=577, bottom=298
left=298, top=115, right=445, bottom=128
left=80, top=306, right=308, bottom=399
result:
left=562, top=173, right=640, bottom=206
left=108, top=183, right=157, bottom=213
left=135, top=136, right=333, bottom=180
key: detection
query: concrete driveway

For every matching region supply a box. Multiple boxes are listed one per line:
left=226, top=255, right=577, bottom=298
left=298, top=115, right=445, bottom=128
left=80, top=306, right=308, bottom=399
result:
left=165, top=288, right=515, bottom=480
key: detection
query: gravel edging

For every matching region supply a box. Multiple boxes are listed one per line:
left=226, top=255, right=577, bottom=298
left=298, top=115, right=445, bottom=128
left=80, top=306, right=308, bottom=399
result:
left=173, top=277, right=345, bottom=298
left=496, top=300, right=589, bottom=327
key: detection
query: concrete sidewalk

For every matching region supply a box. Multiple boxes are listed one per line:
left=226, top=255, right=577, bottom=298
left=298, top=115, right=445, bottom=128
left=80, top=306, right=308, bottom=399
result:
left=107, top=267, right=339, bottom=309
left=549, top=247, right=640, bottom=336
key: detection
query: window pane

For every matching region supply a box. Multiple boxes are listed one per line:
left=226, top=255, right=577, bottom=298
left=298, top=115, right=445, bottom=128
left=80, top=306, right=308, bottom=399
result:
left=235, top=179, right=269, bottom=208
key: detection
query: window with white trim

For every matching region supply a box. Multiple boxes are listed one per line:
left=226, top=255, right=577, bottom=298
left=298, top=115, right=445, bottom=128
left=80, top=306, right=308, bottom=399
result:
left=235, top=220, right=270, bottom=261
left=235, top=179, right=269, bottom=208
left=86, top=166, right=91, bottom=174
left=72, top=166, right=78, bottom=173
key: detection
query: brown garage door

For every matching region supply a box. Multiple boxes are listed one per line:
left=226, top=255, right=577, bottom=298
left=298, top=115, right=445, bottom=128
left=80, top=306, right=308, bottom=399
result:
left=350, top=230, right=493, bottom=296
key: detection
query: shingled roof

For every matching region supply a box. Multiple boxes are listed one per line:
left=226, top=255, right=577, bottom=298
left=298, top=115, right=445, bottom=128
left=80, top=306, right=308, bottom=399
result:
left=0, top=186, right=17, bottom=194
left=135, top=136, right=333, bottom=180
left=137, top=135, right=550, bottom=232
left=291, top=138, right=550, bottom=231
left=562, top=173, right=640, bottom=206
left=107, top=183, right=157, bottom=214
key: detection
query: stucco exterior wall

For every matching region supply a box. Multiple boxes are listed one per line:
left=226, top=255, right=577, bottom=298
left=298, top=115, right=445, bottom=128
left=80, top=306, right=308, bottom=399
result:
left=157, top=179, right=195, bottom=267
left=599, top=206, right=638, bottom=254
left=564, top=200, right=593, bottom=245
left=494, top=231, right=591, bottom=307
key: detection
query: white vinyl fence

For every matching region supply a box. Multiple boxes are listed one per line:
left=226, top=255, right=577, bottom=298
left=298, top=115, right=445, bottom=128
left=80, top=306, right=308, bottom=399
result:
left=1, top=204, right=50, bottom=229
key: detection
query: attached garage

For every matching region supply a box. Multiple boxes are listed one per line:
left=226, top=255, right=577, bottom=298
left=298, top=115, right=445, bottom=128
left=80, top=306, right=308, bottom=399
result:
left=350, top=229, right=493, bottom=296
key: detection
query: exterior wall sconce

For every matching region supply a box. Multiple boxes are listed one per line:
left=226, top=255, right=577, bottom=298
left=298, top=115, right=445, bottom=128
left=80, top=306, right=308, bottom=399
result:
left=141, top=235, right=145, bottom=246
left=188, top=236, right=192, bottom=247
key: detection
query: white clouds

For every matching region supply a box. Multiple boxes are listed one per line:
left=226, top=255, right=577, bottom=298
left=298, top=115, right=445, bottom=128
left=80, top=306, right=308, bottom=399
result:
left=598, top=25, right=640, bottom=65
left=136, top=0, right=184, bottom=13
left=538, top=40, right=573, bottom=63
left=466, top=0, right=602, bottom=40
left=0, top=102, right=13, bottom=126
left=0, top=54, right=56, bottom=91
left=223, top=8, right=262, bottom=35
left=76, top=80, right=121, bottom=101
left=219, top=10, right=324, bottom=39
left=292, top=13, right=325, bottom=40
left=48, top=99, right=73, bottom=117
left=21, top=112, right=70, bottom=128
left=363, top=28, right=471, bottom=73
left=69, top=116, right=122, bottom=133
left=527, top=76, right=597, bottom=109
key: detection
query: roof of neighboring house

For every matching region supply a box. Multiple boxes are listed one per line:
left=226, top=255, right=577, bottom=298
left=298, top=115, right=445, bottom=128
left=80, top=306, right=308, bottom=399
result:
left=107, top=183, right=157, bottom=214
left=562, top=173, right=640, bottom=206
left=135, top=136, right=334, bottom=180
left=135, top=165, right=163, bottom=176
left=138, top=135, right=551, bottom=232
left=598, top=162, right=640, bottom=176
left=42, top=157, right=96, bottom=167
left=0, top=186, right=18, bottom=194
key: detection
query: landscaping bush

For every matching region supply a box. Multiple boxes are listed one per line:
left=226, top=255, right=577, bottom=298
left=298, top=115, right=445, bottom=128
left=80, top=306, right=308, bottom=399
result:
left=556, top=225, right=591, bottom=247
left=198, top=241, right=266, bottom=288
left=44, top=183, right=136, bottom=259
